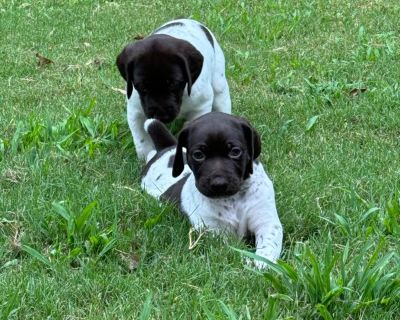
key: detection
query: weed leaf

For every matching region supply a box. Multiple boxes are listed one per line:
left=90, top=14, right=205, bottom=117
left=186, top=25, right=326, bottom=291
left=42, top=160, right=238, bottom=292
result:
left=21, top=244, right=53, bottom=269
left=139, top=292, right=153, bottom=320
left=264, top=296, right=278, bottom=320
left=97, top=238, right=116, bottom=259
left=219, top=301, right=237, bottom=320
left=0, top=138, right=4, bottom=160
left=76, top=200, right=97, bottom=231
left=144, top=212, right=163, bottom=229
left=52, top=202, right=71, bottom=222
left=315, top=304, right=333, bottom=320
left=11, top=122, right=24, bottom=154
left=79, top=116, right=95, bottom=137
left=305, top=115, right=319, bottom=132
left=1, top=259, right=19, bottom=270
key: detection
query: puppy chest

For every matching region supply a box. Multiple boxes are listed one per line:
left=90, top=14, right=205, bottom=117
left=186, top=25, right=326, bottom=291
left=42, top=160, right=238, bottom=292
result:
left=207, top=200, right=248, bottom=236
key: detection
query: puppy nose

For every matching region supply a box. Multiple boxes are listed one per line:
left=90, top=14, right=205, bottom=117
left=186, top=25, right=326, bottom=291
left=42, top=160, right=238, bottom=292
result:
left=210, top=176, right=228, bottom=193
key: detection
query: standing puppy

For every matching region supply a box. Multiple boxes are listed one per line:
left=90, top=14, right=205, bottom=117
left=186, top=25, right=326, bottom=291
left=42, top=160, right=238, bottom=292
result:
left=116, top=19, right=231, bottom=159
left=141, top=113, right=283, bottom=268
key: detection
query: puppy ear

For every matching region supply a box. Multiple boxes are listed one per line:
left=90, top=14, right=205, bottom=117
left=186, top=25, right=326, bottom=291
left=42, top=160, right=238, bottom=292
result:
left=116, top=44, right=136, bottom=99
left=241, top=121, right=261, bottom=177
left=177, top=45, right=203, bottom=96
left=172, top=127, right=188, bottom=177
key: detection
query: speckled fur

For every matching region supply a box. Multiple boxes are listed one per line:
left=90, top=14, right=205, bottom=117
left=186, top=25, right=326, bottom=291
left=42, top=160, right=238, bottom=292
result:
left=141, top=127, right=282, bottom=269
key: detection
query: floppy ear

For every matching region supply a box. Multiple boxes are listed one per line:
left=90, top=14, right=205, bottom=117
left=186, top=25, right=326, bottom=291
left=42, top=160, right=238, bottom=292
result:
left=116, top=44, right=136, bottom=99
left=177, top=45, right=203, bottom=96
left=241, top=121, right=261, bottom=178
left=172, top=127, right=189, bottom=177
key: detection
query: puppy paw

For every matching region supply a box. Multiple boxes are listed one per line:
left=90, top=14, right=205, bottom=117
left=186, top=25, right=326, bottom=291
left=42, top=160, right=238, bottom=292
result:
left=135, top=144, right=152, bottom=160
left=245, top=256, right=276, bottom=270
left=244, top=247, right=279, bottom=270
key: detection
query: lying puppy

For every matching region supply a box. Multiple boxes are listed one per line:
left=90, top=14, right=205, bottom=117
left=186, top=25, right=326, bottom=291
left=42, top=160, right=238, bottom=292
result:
left=116, top=19, right=231, bottom=159
left=141, top=112, right=283, bottom=268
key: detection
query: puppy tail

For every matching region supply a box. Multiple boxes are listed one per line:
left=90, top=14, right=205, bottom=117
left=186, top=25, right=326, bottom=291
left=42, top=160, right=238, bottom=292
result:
left=144, top=119, right=177, bottom=152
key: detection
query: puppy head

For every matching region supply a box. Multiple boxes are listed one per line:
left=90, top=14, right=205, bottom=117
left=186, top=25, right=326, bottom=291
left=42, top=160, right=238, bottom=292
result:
left=172, top=112, right=261, bottom=198
left=116, top=34, right=203, bottom=123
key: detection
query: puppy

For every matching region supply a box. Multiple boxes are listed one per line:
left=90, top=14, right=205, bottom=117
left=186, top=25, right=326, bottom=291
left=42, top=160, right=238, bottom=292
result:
left=141, top=112, right=283, bottom=268
left=116, top=19, right=231, bottom=159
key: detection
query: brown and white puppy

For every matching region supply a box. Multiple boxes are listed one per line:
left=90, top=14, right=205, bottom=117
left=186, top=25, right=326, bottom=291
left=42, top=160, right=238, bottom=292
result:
left=117, top=19, right=231, bottom=159
left=141, top=112, right=283, bottom=268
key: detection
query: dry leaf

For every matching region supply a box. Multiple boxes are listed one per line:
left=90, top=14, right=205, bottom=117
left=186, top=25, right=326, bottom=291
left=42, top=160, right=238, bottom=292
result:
left=127, top=254, right=140, bottom=272
left=119, top=252, right=140, bottom=272
left=188, top=227, right=205, bottom=250
left=2, top=168, right=25, bottom=183
left=349, top=88, right=367, bottom=97
left=85, top=57, right=104, bottom=69
left=134, top=34, right=145, bottom=40
left=10, top=228, right=22, bottom=254
left=35, top=52, right=53, bottom=67
left=94, top=57, right=104, bottom=68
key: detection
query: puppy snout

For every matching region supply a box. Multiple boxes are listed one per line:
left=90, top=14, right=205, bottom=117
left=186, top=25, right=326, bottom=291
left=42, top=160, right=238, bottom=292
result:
left=210, top=176, right=229, bottom=193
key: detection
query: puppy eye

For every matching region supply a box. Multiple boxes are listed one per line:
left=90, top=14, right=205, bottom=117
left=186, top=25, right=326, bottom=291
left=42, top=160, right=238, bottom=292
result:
left=166, top=79, right=178, bottom=89
left=229, top=147, right=242, bottom=159
left=192, top=150, right=206, bottom=162
left=166, top=79, right=174, bottom=86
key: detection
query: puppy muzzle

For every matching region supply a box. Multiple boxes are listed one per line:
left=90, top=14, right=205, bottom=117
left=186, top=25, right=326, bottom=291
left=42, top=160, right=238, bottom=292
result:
left=197, top=175, right=241, bottom=198
left=145, top=106, right=179, bottom=124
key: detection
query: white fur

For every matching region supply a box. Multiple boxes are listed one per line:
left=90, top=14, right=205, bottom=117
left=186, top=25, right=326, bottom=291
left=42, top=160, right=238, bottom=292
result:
left=127, top=19, right=231, bottom=159
left=141, top=152, right=283, bottom=269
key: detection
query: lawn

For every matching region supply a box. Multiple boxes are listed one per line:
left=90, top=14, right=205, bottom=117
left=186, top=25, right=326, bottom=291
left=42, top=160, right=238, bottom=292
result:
left=1, top=0, right=399, bottom=319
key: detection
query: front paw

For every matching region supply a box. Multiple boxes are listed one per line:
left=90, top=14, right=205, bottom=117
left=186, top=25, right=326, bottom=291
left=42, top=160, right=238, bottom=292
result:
left=245, top=249, right=279, bottom=270
left=134, top=141, right=154, bottom=160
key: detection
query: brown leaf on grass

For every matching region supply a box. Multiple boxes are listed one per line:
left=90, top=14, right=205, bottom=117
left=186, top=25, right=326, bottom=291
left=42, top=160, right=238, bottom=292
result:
left=1, top=168, right=25, bottom=183
left=349, top=88, right=367, bottom=97
left=35, top=52, right=53, bottom=67
left=10, top=228, right=22, bottom=254
left=93, top=57, right=103, bottom=68
left=133, top=34, right=145, bottom=40
left=85, top=57, right=104, bottom=69
left=119, top=252, right=140, bottom=272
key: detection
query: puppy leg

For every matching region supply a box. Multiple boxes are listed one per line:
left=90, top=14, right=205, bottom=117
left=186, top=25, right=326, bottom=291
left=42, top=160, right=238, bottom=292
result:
left=184, top=85, right=214, bottom=121
left=127, top=104, right=154, bottom=159
left=211, top=43, right=231, bottom=114
left=247, top=204, right=283, bottom=268
left=253, top=222, right=283, bottom=268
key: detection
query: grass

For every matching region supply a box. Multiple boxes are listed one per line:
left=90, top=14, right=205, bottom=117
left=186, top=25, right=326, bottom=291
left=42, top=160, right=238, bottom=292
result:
left=1, top=0, right=399, bottom=318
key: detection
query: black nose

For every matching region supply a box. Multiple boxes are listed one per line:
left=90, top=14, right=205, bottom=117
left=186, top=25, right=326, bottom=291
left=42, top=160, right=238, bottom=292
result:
left=210, top=176, right=228, bottom=193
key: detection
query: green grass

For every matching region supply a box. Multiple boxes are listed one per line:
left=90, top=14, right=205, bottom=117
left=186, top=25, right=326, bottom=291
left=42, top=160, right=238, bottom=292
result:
left=1, top=0, right=399, bottom=318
